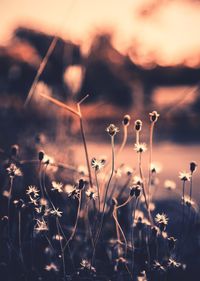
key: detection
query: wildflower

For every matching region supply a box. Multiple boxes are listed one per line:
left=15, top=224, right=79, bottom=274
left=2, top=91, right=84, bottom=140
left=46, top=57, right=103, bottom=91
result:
left=168, top=258, right=181, bottom=268
left=34, top=219, right=48, bottom=233
left=91, top=157, right=106, bottom=171
left=77, top=178, right=86, bottom=190
left=45, top=262, right=59, bottom=272
left=64, top=184, right=80, bottom=199
left=181, top=195, right=195, bottom=208
left=51, top=181, right=63, bottom=193
left=135, top=119, right=142, bottom=131
left=85, top=187, right=98, bottom=200
left=150, top=162, right=162, bottom=174
left=26, top=185, right=39, bottom=198
left=130, top=185, right=141, bottom=198
left=50, top=208, right=62, bottom=218
left=77, top=165, right=87, bottom=176
left=149, top=111, right=160, bottom=123
left=6, top=163, right=22, bottom=178
left=40, top=198, right=48, bottom=206
left=35, top=205, right=51, bottom=217
left=80, top=259, right=96, bottom=273
left=122, top=114, right=131, bottom=126
left=106, top=124, right=119, bottom=136
left=29, top=196, right=39, bottom=206
left=134, top=143, right=147, bottom=153
left=132, top=175, right=143, bottom=186
left=179, top=171, right=190, bottom=181
left=153, top=261, right=166, bottom=272
left=190, top=161, right=197, bottom=174
left=155, top=213, right=168, bottom=231
left=123, top=165, right=133, bottom=176
left=164, top=180, right=176, bottom=190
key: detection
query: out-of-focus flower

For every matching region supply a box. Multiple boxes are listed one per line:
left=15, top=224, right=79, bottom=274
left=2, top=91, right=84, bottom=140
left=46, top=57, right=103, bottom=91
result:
left=63, top=65, right=84, bottom=94
left=29, top=196, right=39, bottom=206
left=153, top=261, right=166, bottom=272
left=91, top=158, right=106, bottom=171
left=50, top=208, right=62, bottom=218
left=34, top=219, right=48, bottom=233
left=150, top=162, right=162, bottom=174
left=114, top=257, right=128, bottom=272
left=80, top=259, right=96, bottom=273
left=179, top=171, right=190, bottom=182
left=134, top=143, right=147, bottom=153
left=168, top=258, right=181, bottom=268
left=51, top=181, right=63, bottom=193
left=164, top=180, right=176, bottom=190
left=149, top=111, right=160, bottom=123
left=6, top=163, right=22, bottom=178
left=77, top=165, right=87, bottom=176
left=132, top=175, right=143, bottom=186
left=64, top=184, right=80, bottom=199
left=26, top=185, right=39, bottom=198
left=45, top=262, right=59, bottom=272
left=181, top=195, right=196, bottom=208
left=53, top=234, right=63, bottom=241
left=168, top=237, right=177, bottom=251
left=106, top=124, right=119, bottom=136
left=123, top=165, right=133, bottom=176
left=85, top=187, right=98, bottom=200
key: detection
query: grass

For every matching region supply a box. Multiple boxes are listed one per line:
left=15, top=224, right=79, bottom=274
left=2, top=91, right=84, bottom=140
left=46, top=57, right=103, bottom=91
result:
left=0, top=98, right=199, bottom=281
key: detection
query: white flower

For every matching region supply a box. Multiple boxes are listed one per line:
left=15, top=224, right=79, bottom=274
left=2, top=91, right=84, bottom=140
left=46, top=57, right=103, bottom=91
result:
left=181, top=195, right=196, bottom=208
left=155, top=213, right=169, bottom=226
left=50, top=208, right=62, bottom=217
left=164, top=180, right=176, bottom=190
left=6, top=163, right=22, bottom=177
left=150, top=162, right=162, bottom=174
left=153, top=261, right=165, bottom=272
left=179, top=171, right=190, bottom=181
left=26, top=185, right=39, bottom=198
left=85, top=187, right=98, bottom=200
left=51, top=181, right=63, bottom=193
left=132, top=175, right=143, bottom=186
left=134, top=143, right=147, bottom=153
left=64, top=184, right=80, bottom=199
left=53, top=234, right=63, bottom=241
left=91, top=157, right=106, bottom=171
left=77, top=165, right=87, bottom=176
left=168, top=258, right=181, bottom=268
left=34, top=219, right=48, bottom=233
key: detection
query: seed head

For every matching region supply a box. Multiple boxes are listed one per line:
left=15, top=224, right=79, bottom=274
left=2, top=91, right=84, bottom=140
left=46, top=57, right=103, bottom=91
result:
left=106, top=124, right=119, bottom=136
left=134, top=143, right=147, bottom=153
left=38, top=150, right=44, bottom=161
left=179, top=171, right=190, bottom=182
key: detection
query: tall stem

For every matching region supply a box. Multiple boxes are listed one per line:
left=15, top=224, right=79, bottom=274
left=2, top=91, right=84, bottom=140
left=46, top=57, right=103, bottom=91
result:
left=94, top=170, right=101, bottom=213
left=148, top=122, right=154, bottom=209
left=56, top=217, right=66, bottom=281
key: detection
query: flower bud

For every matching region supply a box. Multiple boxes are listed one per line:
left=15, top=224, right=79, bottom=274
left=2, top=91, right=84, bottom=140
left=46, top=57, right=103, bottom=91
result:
left=11, top=144, right=19, bottom=157
left=190, top=161, right=197, bottom=174
left=38, top=151, right=44, bottom=161
left=122, top=115, right=131, bottom=126
left=135, top=120, right=142, bottom=131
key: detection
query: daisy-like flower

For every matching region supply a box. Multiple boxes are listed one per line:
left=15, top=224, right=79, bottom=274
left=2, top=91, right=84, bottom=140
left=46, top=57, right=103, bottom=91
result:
left=35, top=205, right=51, bottom=217
left=179, top=171, right=190, bottom=182
left=51, top=181, right=63, bottom=193
left=29, top=196, right=39, bottom=206
left=26, top=185, right=39, bottom=198
left=106, top=124, right=119, bottom=136
left=181, top=195, right=196, bottom=208
left=150, top=162, right=162, bottom=174
left=134, top=143, right=147, bottom=153
left=50, top=208, right=62, bottom=218
left=34, top=219, right=48, bottom=233
left=91, top=157, right=106, bottom=171
left=153, top=261, right=166, bottom=272
left=135, top=119, right=142, bottom=131
left=123, top=165, right=133, bottom=176
left=155, top=213, right=168, bottom=231
left=85, top=187, right=98, bottom=200
left=45, top=262, right=59, bottom=272
left=164, top=180, right=176, bottom=190
left=64, top=184, right=80, bottom=199
left=80, top=259, right=96, bottom=273
left=6, top=163, right=22, bottom=178
left=168, top=258, right=181, bottom=268
left=149, top=111, right=160, bottom=123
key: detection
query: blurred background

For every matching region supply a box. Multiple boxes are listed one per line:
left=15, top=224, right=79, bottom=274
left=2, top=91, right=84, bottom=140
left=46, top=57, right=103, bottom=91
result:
left=0, top=0, right=199, bottom=187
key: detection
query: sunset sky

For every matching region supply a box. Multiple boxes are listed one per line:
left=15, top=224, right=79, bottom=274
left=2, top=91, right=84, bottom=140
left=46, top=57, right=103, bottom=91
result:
left=1, top=0, right=200, bottom=66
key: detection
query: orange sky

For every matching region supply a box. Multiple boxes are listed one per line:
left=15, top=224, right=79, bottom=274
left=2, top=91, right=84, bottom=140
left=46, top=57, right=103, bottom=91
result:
left=1, top=0, right=200, bottom=66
